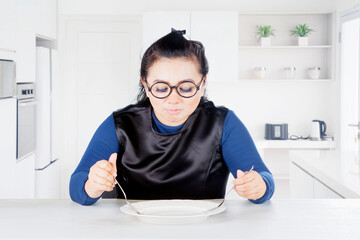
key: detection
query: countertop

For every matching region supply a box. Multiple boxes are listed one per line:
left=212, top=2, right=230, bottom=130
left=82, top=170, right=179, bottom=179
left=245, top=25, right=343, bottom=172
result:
left=1, top=199, right=360, bottom=239
left=290, top=150, right=360, bottom=198
left=254, top=139, right=336, bottom=150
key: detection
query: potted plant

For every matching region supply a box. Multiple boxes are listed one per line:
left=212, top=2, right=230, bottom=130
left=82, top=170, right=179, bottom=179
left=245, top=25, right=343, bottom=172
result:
left=290, top=24, right=314, bottom=46
left=256, top=25, right=275, bottom=46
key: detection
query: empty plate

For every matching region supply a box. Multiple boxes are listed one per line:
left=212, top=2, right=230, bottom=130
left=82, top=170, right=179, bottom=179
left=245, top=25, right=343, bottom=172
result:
left=120, top=199, right=225, bottom=224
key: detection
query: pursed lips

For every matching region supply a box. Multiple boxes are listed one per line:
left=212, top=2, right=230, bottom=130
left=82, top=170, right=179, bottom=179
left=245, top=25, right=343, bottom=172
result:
left=166, top=108, right=181, bottom=114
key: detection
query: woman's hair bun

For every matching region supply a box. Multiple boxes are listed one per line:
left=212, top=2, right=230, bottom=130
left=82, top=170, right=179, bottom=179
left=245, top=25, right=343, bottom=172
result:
left=171, top=28, right=186, bottom=35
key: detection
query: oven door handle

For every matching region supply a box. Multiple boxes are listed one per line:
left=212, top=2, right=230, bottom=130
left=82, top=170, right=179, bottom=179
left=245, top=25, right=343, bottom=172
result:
left=18, top=100, right=36, bottom=107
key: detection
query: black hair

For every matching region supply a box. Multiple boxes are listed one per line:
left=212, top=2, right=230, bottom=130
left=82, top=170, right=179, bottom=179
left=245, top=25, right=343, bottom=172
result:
left=137, top=29, right=209, bottom=103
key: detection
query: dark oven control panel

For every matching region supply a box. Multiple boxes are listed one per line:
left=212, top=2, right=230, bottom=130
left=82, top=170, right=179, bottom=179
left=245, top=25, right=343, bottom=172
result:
left=17, top=82, right=35, bottom=100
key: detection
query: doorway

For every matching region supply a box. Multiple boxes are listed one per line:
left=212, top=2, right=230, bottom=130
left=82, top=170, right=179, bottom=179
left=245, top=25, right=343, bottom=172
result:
left=61, top=17, right=141, bottom=198
left=340, top=9, right=360, bottom=153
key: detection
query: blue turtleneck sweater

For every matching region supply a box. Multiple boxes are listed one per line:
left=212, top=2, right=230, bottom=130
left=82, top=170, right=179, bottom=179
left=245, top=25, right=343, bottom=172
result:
left=70, top=109, right=275, bottom=205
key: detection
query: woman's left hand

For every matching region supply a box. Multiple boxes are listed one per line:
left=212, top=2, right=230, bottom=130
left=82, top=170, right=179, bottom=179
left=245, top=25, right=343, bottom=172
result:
left=233, top=169, right=267, bottom=200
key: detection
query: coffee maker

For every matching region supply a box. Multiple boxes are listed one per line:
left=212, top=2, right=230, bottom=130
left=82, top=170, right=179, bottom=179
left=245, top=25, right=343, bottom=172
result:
left=310, top=120, right=327, bottom=141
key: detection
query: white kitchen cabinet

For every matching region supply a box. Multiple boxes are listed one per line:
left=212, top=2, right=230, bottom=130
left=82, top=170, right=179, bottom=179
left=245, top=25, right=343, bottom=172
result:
left=0, top=0, right=17, bottom=51
left=16, top=0, right=36, bottom=83
left=0, top=99, right=36, bottom=199
left=313, top=177, right=343, bottom=199
left=290, top=162, right=314, bottom=198
left=191, top=12, right=238, bottom=83
left=238, top=13, right=334, bottom=81
left=0, top=98, right=17, bottom=199
left=290, top=162, right=343, bottom=199
left=142, top=11, right=238, bottom=82
left=15, top=154, right=36, bottom=198
left=35, top=0, right=57, bottom=40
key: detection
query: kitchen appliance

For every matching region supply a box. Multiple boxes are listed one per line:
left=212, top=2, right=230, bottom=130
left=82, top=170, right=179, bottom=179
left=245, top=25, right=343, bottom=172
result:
left=17, top=83, right=36, bottom=160
left=0, top=59, right=15, bottom=99
left=310, top=120, right=327, bottom=141
left=35, top=46, right=60, bottom=198
left=265, top=123, right=288, bottom=140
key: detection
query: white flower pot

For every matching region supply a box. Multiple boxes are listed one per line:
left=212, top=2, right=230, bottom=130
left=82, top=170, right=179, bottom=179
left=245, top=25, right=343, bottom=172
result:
left=298, top=37, right=308, bottom=46
left=260, top=37, right=271, bottom=46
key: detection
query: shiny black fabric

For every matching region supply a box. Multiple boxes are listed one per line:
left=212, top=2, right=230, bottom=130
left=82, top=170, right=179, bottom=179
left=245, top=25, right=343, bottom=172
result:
left=103, top=100, right=229, bottom=199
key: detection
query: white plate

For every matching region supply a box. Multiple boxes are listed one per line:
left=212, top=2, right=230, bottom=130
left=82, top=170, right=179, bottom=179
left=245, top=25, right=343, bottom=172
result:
left=120, top=200, right=225, bottom=224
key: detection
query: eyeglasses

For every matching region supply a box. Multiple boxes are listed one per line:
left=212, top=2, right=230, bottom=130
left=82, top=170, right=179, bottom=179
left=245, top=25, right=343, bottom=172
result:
left=144, top=77, right=204, bottom=99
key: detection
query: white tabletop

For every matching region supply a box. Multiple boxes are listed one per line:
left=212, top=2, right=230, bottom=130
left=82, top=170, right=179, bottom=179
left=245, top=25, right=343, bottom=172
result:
left=290, top=150, right=360, bottom=198
left=1, top=199, right=360, bottom=239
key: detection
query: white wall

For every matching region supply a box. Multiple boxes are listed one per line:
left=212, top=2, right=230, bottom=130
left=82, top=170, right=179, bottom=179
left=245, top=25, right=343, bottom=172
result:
left=59, top=0, right=337, bottom=14
left=207, top=81, right=338, bottom=139
left=335, top=0, right=360, bottom=12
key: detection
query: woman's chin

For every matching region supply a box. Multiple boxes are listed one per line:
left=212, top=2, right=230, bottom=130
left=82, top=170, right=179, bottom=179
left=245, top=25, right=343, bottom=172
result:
left=163, top=116, right=187, bottom=126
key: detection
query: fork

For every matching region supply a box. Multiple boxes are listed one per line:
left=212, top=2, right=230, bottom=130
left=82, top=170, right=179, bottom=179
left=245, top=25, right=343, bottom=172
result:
left=115, top=179, right=142, bottom=215
left=203, top=165, right=254, bottom=213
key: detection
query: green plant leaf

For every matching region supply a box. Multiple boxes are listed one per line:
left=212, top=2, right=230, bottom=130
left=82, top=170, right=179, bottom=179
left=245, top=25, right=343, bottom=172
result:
left=256, top=25, right=275, bottom=41
left=289, top=24, right=314, bottom=37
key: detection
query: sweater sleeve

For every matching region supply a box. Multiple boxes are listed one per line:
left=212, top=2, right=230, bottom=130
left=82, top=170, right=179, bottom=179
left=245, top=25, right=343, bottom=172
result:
left=222, top=110, right=275, bottom=204
left=69, top=114, right=119, bottom=205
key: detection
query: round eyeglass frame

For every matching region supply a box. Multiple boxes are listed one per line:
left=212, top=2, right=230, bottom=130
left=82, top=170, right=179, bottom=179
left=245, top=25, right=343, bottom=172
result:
left=144, top=77, right=205, bottom=99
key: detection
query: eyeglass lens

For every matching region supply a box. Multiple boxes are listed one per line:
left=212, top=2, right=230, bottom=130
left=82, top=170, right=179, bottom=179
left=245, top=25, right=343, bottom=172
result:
left=151, top=81, right=198, bottom=98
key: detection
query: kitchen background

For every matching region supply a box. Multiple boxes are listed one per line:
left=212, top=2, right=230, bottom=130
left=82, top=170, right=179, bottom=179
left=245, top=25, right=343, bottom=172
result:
left=0, top=0, right=359, bottom=200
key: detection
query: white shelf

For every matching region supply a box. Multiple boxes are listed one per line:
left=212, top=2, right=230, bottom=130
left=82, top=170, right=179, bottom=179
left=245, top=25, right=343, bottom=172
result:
left=238, top=13, right=334, bottom=80
left=238, top=78, right=332, bottom=81
left=254, top=139, right=336, bottom=150
left=239, top=45, right=332, bottom=49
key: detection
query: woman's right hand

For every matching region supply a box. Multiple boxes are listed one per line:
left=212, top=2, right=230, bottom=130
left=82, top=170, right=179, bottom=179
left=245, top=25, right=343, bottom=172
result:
left=84, top=153, right=118, bottom=198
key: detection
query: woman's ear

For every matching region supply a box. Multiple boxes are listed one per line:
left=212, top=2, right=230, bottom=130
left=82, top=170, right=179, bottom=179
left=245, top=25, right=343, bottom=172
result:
left=141, top=78, right=149, bottom=97
left=140, top=77, right=145, bottom=86
left=201, top=76, right=207, bottom=96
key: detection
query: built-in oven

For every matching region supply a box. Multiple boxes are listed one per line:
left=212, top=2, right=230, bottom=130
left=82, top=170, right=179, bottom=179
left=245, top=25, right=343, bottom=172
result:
left=17, top=83, right=36, bottom=161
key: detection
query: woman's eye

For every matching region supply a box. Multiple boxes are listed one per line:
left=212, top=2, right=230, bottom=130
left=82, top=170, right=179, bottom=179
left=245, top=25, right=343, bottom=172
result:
left=155, top=87, right=168, bottom=93
left=180, top=87, right=193, bottom=93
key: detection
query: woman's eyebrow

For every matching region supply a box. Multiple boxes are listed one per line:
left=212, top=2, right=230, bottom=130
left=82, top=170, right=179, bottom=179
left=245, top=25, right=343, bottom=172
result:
left=153, top=79, right=195, bottom=84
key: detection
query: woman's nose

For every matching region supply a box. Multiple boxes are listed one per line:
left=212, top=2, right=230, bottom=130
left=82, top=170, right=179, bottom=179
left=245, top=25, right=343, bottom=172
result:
left=166, top=88, right=181, bottom=103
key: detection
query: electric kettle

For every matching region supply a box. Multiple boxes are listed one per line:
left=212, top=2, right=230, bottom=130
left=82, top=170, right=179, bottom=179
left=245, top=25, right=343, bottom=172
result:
left=310, top=120, right=327, bottom=141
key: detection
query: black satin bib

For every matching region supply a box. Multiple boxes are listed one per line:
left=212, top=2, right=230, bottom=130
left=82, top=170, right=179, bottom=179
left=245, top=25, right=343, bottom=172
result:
left=103, top=100, right=229, bottom=199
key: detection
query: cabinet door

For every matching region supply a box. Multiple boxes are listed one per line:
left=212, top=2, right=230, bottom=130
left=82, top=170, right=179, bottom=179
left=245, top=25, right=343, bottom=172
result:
left=142, top=12, right=191, bottom=53
left=313, top=178, right=343, bottom=199
left=51, top=49, right=61, bottom=161
left=0, top=98, right=17, bottom=198
left=16, top=0, right=36, bottom=83
left=289, top=163, right=314, bottom=198
left=0, top=0, right=17, bottom=51
left=16, top=154, right=35, bottom=198
left=191, top=12, right=238, bottom=83
left=35, top=0, right=57, bottom=40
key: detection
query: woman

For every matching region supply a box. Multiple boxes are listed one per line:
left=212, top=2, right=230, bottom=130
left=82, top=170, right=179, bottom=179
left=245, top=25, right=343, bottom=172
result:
left=70, top=29, right=275, bottom=205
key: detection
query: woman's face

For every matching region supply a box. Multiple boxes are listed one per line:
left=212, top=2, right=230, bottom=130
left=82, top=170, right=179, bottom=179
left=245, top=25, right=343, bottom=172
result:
left=142, top=57, right=206, bottom=126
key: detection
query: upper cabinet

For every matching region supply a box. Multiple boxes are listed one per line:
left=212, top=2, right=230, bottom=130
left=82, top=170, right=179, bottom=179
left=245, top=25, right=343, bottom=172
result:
left=0, top=0, right=57, bottom=82
left=35, top=0, right=57, bottom=40
left=238, top=13, right=334, bottom=81
left=16, top=0, right=36, bottom=83
left=0, top=1, right=17, bottom=52
left=142, top=11, right=238, bottom=83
